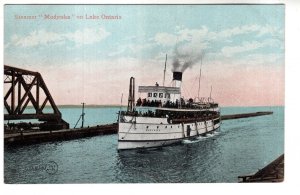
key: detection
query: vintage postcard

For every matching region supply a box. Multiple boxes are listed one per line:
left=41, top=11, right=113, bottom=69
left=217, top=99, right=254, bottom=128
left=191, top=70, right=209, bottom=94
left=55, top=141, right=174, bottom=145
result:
left=3, top=4, right=284, bottom=184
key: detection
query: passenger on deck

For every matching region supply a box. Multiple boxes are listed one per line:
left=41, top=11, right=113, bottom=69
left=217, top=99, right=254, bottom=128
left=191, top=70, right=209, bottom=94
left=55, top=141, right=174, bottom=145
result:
left=136, top=97, right=142, bottom=106
left=150, top=100, right=154, bottom=107
left=158, top=100, right=162, bottom=107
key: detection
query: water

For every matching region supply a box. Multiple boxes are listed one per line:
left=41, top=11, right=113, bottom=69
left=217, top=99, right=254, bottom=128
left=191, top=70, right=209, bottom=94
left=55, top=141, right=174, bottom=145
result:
left=4, top=106, right=284, bottom=183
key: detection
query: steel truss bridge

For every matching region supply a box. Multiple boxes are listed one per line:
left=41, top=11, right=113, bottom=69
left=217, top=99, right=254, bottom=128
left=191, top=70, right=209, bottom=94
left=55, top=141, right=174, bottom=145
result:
left=4, top=65, right=69, bottom=130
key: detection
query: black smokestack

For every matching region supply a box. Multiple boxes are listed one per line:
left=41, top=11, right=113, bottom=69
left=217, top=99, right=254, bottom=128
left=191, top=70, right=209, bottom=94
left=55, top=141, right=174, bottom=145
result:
left=173, top=71, right=183, bottom=81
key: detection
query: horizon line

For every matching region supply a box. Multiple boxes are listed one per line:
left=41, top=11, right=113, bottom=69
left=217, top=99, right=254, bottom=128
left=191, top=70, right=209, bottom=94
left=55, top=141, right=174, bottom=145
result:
left=43, top=104, right=284, bottom=108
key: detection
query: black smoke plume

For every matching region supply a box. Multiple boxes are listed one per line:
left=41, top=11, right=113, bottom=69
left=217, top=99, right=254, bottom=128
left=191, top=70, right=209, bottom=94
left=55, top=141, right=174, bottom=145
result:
left=172, top=47, right=205, bottom=72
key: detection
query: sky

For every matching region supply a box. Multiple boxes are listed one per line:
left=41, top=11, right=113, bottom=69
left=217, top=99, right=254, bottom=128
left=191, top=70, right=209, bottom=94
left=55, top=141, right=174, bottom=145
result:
left=4, top=4, right=284, bottom=106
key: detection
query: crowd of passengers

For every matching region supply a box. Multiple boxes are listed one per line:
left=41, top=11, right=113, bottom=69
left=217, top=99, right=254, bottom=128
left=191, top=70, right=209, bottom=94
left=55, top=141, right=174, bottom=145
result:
left=136, top=98, right=164, bottom=107
left=136, top=97, right=218, bottom=109
left=121, top=110, right=219, bottom=120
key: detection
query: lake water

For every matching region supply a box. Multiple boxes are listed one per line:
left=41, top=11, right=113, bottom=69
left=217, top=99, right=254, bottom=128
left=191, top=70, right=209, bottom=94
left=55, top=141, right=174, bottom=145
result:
left=4, top=106, right=284, bottom=183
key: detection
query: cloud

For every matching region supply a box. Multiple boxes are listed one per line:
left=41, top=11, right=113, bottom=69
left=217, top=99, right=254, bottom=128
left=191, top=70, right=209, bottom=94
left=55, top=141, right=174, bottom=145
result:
left=11, top=30, right=65, bottom=47
left=256, top=25, right=280, bottom=37
left=221, top=41, right=263, bottom=57
left=107, top=42, right=155, bottom=57
left=221, top=39, right=282, bottom=57
left=177, top=26, right=209, bottom=41
left=66, top=27, right=110, bottom=46
left=154, top=26, right=209, bottom=47
left=8, top=27, right=110, bottom=48
left=154, top=24, right=281, bottom=47
left=216, top=24, right=260, bottom=39
left=7, top=23, right=283, bottom=68
left=213, top=24, right=281, bottom=40
left=154, top=33, right=178, bottom=47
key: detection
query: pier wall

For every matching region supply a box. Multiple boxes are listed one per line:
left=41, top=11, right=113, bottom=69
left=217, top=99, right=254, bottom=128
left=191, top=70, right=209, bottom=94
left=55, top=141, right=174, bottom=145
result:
left=5, top=123, right=117, bottom=146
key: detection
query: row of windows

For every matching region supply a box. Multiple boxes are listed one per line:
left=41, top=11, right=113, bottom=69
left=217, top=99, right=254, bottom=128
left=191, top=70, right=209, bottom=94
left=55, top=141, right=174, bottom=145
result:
left=148, top=92, right=170, bottom=98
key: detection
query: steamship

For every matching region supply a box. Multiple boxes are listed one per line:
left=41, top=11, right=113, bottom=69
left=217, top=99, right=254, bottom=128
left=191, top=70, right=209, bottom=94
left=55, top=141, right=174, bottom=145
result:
left=118, top=70, right=220, bottom=150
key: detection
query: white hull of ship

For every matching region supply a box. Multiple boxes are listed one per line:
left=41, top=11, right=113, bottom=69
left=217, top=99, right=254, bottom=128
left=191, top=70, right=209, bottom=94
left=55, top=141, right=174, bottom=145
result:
left=118, top=116, right=220, bottom=150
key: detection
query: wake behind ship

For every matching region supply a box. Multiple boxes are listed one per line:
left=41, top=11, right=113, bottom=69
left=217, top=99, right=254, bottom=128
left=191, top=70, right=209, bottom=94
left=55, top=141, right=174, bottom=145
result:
left=118, top=67, right=221, bottom=150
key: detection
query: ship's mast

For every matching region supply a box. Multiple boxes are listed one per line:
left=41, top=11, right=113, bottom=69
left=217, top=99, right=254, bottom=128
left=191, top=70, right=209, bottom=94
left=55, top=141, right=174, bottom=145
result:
left=127, top=77, right=135, bottom=112
left=197, top=52, right=205, bottom=100
left=197, top=57, right=202, bottom=100
left=163, top=54, right=167, bottom=86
